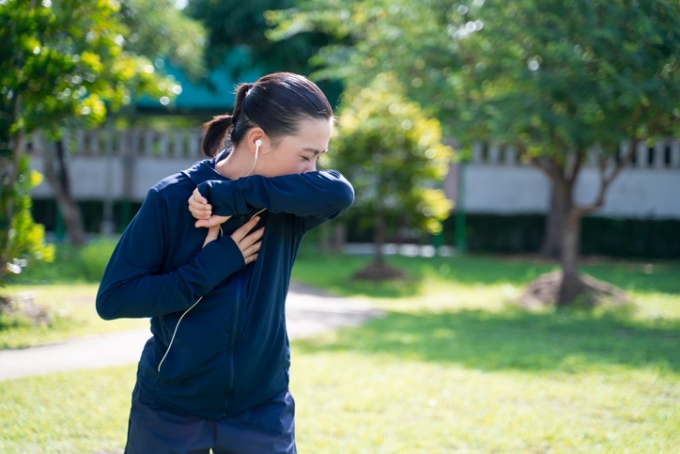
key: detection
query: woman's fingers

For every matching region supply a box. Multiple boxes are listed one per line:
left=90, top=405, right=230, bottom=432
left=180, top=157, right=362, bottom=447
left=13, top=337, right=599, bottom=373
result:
left=202, top=225, right=220, bottom=248
left=230, top=217, right=260, bottom=242
left=192, top=188, right=208, bottom=204
left=240, top=240, right=262, bottom=258
left=230, top=218, right=264, bottom=264
left=239, top=226, right=265, bottom=250
left=188, top=188, right=212, bottom=220
left=195, top=214, right=231, bottom=228
left=240, top=229, right=264, bottom=264
left=189, top=199, right=211, bottom=219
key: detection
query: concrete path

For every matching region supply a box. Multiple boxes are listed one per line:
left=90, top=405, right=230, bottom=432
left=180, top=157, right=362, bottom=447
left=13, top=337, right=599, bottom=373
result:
left=0, top=282, right=382, bottom=381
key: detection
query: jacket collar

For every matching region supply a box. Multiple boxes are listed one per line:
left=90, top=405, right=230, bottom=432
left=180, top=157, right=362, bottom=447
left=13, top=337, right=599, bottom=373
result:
left=181, top=148, right=232, bottom=186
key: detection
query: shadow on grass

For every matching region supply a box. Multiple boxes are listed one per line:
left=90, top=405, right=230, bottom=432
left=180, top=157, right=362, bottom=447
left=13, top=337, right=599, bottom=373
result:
left=293, top=252, right=680, bottom=298
left=293, top=306, right=680, bottom=373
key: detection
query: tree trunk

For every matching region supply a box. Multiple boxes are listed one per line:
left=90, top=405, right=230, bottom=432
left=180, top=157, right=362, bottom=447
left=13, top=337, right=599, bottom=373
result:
left=541, top=184, right=566, bottom=258
left=42, top=139, right=87, bottom=246
left=557, top=208, right=585, bottom=305
left=318, top=222, right=330, bottom=253
left=374, top=213, right=385, bottom=266
left=330, top=223, right=346, bottom=253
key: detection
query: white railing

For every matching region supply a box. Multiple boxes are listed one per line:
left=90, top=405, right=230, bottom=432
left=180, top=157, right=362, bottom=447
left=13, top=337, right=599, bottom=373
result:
left=22, top=128, right=680, bottom=219
left=23, top=128, right=206, bottom=159
left=468, top=138, right=680, bottom=169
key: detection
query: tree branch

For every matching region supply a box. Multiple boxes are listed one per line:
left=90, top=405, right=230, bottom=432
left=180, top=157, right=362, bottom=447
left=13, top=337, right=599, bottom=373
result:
left=567, top=149, right=584, bottom=185
left=604, top=138, right=639, bottom=186
left=574, top=137, right=640, bottom=217
left=516, top=141, right=565, bottom=189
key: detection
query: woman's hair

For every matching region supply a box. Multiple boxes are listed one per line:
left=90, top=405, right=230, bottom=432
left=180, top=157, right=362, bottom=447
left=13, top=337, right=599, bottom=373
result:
left=201, top=72, right=333, bottom=157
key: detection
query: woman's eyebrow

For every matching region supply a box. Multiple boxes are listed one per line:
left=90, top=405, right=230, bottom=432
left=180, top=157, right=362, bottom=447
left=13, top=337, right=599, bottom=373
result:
left=302, top=147, right=328, bottom=155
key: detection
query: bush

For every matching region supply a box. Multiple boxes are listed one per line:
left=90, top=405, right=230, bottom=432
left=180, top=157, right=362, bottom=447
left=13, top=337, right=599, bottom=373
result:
left=0, top=155, right=55, bottom=285
left=80, top=239, right=117, bottom=282
left=10, top=237, right=118, bottom=284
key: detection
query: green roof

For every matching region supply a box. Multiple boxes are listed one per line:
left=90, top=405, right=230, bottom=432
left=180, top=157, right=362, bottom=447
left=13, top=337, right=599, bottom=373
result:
left=136, top=50, right=264, bottom=110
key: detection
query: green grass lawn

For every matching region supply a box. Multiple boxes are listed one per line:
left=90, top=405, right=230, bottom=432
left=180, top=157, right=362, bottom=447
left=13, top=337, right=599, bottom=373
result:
left=1, top=253, right=679, bottom=452
left=0, top=284, right=148, bottom=349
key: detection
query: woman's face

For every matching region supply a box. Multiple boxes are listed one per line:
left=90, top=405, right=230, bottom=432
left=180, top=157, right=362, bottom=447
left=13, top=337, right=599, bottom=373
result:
left=258, top=117, right=333, bottom=177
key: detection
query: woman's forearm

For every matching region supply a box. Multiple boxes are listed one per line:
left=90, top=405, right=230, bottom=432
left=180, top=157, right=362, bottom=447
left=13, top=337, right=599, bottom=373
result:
left=197, top=170, right=355, bottom=220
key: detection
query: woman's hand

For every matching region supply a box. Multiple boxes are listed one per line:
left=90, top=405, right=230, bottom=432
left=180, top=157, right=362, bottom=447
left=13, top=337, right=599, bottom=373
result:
left=202, top=225, right=222, bottom=248
left=229, top=216, right=264, bottom=264
left=189, top=187, right=230, bottom=228
left=202, top=215, right=263, bottom=265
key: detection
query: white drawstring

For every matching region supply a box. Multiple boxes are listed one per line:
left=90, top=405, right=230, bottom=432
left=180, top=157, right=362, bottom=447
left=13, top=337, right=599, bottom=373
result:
left=158, top=295, right=203, bottom=373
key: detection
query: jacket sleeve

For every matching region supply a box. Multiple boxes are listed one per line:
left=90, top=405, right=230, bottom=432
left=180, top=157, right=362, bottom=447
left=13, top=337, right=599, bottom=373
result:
left=196, top=170, right=355, bottom=230
left=96, top=188, right=246, bottom=320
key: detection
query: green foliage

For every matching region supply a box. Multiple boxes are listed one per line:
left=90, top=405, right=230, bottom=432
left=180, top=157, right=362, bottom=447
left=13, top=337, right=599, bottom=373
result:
left=79, top=238, right=117, bottom=282
left=119, top=0, right=207, bottom=80
left=0, top=0, right=196, bottom=285
left=11, top=238, right=117, bottom=285
left=0, top=155, right=54, bottom=283
left=327, top=73, right=453, bottom=238
left=0, top=0, right=181, bottom=139
left=448, top=0, right=680, bottom=155
left=186, top=0, right=334, bottom=76
left=276, top=0, right=680, bottom=287
left=274, top=0, right=680, bottom=150
left=0, top=311, right=34, bottom=331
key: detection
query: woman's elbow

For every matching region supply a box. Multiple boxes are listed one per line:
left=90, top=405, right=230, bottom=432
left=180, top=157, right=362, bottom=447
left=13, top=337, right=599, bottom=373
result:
left=95, top=290, right=119, bottom=321
left=336, top=182, right=355, bottom=211
left=344, top=184, right=355, bottom=207
left=325, top=183, right=354, bottom=221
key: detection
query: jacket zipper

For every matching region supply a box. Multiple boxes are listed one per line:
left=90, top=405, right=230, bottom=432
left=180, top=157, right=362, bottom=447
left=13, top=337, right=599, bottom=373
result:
left=223, top=288, right=240, bottom=416
left=223, top=209, right=266, bottom=415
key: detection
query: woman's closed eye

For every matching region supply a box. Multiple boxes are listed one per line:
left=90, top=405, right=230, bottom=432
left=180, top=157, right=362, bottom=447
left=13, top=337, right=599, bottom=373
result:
left=301, top=156, right=311, bottom=162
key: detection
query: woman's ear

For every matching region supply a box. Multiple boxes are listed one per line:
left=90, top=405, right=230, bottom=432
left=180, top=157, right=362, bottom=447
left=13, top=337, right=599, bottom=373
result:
left=246, top=128, right=267, bottom=154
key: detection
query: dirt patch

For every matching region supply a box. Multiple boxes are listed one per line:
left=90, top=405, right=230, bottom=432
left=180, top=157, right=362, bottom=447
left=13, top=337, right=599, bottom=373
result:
left=352, top=262, right=407, bottom=282
left=516, top=270, right=630, bottom=309
left=0, top=291, right=51, bottom=326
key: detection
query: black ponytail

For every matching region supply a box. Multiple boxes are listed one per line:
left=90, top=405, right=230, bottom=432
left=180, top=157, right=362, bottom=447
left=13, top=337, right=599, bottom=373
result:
left=201, top=73, right=333, bottom=157
left=200, top=115, right=233, bottom=158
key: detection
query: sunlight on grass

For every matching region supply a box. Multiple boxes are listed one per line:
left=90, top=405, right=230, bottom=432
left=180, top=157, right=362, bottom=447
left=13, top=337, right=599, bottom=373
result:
left=0, top=366, right=135, bottom=453
left=1, top=254, right=678, bottom=452
left=1, top=349, right=677, bottom=452
left=292, top=253, right=680, bottom=319
left=0, top=284, right=148, bottom=349
left=291, top=350, right=679, bottom=453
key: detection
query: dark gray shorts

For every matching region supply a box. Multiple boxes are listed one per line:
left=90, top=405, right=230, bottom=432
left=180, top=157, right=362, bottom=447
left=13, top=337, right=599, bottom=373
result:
left=124, top=382, right=296, bottom=454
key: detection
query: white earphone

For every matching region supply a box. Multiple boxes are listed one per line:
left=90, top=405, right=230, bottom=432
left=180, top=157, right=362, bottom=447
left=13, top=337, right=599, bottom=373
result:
left=246, top=139, right=262, bottom=177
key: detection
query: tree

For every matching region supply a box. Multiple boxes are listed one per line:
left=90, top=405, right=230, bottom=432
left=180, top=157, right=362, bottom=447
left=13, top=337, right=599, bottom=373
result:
left=272, top=0, right=680, bottom=304
left=43, top=0, right=206, bottom=245
left=0, top=154, right=54, bottom=284
left=0, top=0, right=181, bottom=281
left=326, top=73, right=452, bottom=280
left=120, top=0, right=207, bottom=81
left=186, top=0, right=334, bottom=76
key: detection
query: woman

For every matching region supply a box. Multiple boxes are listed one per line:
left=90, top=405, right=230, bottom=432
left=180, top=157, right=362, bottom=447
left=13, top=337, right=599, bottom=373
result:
left=96, top=72, right=354, bottom=454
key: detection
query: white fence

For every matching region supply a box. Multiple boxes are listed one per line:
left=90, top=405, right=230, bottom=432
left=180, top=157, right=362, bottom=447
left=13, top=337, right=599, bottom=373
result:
left=445, top=139, right=680, bottom=219
left=26, top=129, right=204, bottom=203
left=24, top=130, right=680, bottom=219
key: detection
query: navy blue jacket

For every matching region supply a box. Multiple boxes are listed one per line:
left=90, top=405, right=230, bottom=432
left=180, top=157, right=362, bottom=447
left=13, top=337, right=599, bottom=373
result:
left=96, top=149, right=354, bottom=419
